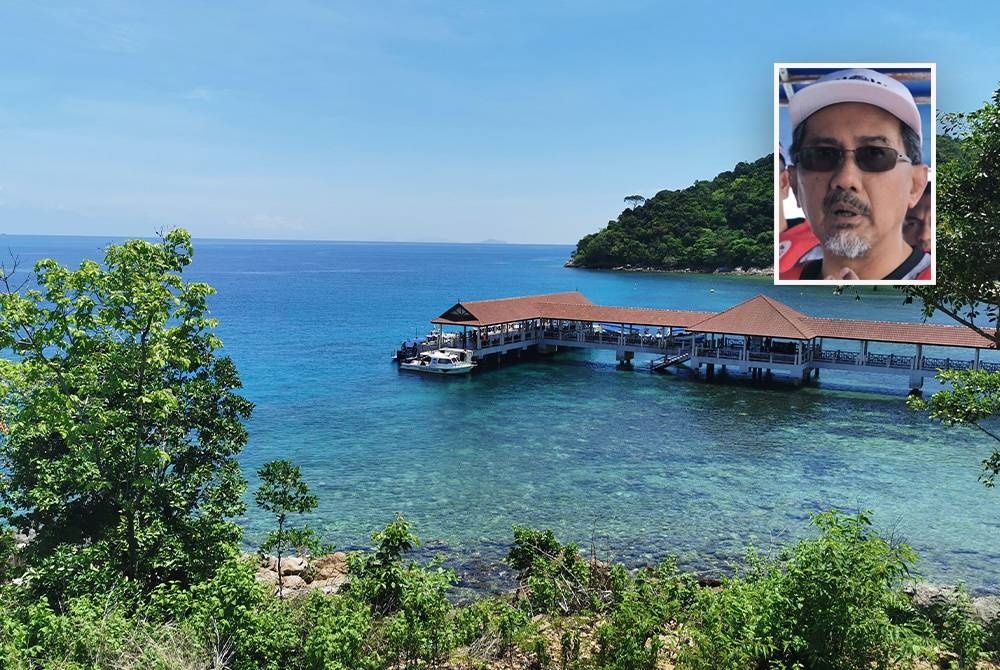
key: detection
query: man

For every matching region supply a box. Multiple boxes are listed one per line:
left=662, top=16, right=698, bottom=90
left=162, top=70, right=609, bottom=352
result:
left=903, top=182, right=932, bottom=252
left=780, top=68, right=930, bottom=281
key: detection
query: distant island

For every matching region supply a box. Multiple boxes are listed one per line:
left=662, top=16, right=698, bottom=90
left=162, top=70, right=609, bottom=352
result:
left=567, top=154, right=773, bottom=273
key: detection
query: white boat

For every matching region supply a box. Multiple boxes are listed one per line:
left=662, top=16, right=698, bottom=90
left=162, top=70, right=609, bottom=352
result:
left=399, top=348, right=476, bottom=375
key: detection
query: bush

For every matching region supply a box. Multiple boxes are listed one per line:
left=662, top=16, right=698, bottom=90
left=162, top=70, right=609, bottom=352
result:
left=682, top=510, right=918, bottom=670
left=773, top=510, right=916, bottom=669
left=19, top=542, right=143, bottom=610
left=184, top=557, right=302, bottom=670
left=453, top=597, right=537, bottom=664
left=594, top=560, right=692, bottom=670
left=380, top=560, right=456, bottom=668
left=933, top=585, right=985, bottom=670
left=681, top=570, right=783, bottom=669
left=507, top=526, right=596, bottom=615
left=303, top=591, right=378, bottom=670
left=350, top=512, right=421, bottom=615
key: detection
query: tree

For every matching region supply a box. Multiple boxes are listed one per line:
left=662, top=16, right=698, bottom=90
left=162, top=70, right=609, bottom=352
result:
left=937, top=132, right=964, bottom=165
left=0, top=229, right=252, bottom=590
left=254, top=459, right=319, bottom=595
left=623, top=195, right=646, bottom=209
left=905, top=85, right=1000, bottom=484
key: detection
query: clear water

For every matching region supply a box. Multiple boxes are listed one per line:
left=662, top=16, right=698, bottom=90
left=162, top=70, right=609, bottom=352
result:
left=3, top=235, right=998, bottom=592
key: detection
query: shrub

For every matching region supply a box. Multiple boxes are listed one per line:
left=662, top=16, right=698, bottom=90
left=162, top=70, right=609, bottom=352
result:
left=303, top=591, right=378, bottom=670
left=381, top=560, right=456, bottom=668
left=507, top=526, right=596, bottom=615
left=453, top=597, right=537, bottom=664
left=594, top=559, right=692, bottom=670
left=934, top=585, right=985, bottom=670
left=184, top=557, right=302, bottom=670
left=681, top=571, right=783, bottom=669
left=772, top=510, right=916, bottom=669
left=350, top=512, right=420, bottom=615
left=682, top=510, right=918, bottom=670
left=19, top=542, right=143, bottom=610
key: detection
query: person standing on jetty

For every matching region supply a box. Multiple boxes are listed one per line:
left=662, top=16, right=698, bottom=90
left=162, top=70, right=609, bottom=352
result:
left=780, top=68, right=930, bottom=281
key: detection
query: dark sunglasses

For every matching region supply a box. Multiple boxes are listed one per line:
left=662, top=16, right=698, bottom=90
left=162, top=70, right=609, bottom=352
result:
left=796, top=146, right=912, bottom=172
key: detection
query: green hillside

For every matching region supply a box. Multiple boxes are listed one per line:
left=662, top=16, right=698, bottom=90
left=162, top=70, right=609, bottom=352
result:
left=568, top=154, right=774, bottom=272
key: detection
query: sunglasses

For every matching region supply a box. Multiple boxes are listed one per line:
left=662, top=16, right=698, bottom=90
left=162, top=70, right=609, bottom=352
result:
left=796, top=146, right=912, bottom=172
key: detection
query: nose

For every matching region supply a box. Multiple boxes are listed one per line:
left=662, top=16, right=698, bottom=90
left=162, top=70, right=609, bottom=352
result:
left=919, top=224, right=932, bottom=251
left=828, top=152, right=865, bottom=192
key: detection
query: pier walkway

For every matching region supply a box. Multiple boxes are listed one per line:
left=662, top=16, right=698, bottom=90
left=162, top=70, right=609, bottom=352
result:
left=403, top=292, right=998, bottom=390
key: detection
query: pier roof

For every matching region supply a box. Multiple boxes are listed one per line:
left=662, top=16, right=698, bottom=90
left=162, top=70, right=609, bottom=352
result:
left=688, top=295, right=817, bottom=340
left=433, top=292, right=711, bottom=328
left=431, top=292, right=997, bottom=350
left=804, top=317, right=996, bottom=348
left=432, top=292, right=592, bottom=327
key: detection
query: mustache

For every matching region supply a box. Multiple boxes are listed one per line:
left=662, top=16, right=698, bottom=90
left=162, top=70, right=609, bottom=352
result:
left=823, top=190, right=871, bottom=216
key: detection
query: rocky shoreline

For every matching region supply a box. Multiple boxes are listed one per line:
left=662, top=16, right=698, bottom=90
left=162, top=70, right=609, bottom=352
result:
left=563, top=261, right=773, bottom=275
left=253, top=549, right=1000, bottom=631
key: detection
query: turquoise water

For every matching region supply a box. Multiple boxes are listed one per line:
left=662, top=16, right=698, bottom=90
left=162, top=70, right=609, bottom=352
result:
left=3, top=236, right=999, bottom=592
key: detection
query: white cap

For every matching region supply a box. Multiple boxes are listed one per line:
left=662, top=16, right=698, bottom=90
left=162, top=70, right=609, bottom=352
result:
left=789, top=68, right=922, bottom=144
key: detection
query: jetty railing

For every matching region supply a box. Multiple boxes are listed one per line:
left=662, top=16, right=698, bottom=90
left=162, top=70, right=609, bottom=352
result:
left=410, top=328, right=996, bottom=378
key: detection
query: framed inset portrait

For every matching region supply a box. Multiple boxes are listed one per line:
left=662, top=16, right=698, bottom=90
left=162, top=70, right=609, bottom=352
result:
left=774, top=63, right=935, bottom=285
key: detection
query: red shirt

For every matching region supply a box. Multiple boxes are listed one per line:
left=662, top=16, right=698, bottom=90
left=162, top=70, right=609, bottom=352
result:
left=778, top=223, right=821, bottom=276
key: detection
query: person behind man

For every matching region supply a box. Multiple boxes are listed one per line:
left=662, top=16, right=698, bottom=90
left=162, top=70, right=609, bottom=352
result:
left=903, top=182, right=932, bottom=252
left=777, top=142, right=821, bottom=274
left=781, top=68, right=930, bottom=281
left=778, top=142, right=791, bottom=234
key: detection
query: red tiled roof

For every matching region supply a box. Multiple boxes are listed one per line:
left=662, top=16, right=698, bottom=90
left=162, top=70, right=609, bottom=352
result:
left=688, top=295, right=817, bottom=339
left=431, top=292, right=997, bottom=350
left=432, top=292, right=592, bottom=326
left=805, top=317, right=996, bottom=348
left=432, top=292, right=710, bottom=328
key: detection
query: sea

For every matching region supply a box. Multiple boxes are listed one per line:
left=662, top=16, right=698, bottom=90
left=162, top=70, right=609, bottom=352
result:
left=3, top=235, right=1000, bottom=593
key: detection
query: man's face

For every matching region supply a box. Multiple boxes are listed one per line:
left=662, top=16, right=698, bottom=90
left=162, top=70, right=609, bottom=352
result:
left=903, top=191, right=932, bottom=251
left=790, top=102, right=928, bottom=260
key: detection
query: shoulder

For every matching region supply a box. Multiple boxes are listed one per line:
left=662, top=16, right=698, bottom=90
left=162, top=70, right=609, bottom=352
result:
left=778, top=223, right=821, bottom=276
left=779, top=223, right=822, bottom=279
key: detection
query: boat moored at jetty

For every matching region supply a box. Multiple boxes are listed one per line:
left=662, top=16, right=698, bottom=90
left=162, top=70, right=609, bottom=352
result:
left=399, top=348, right=476, bottom=375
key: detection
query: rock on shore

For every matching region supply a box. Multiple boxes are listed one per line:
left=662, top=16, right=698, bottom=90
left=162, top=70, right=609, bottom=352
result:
left=253, top=551, right=349, bottom=596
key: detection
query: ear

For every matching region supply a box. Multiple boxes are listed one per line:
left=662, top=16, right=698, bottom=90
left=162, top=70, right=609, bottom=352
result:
left=779, top=168, right=790, bottom=200
left=908, top=164, right=929, bottom=208
left=789, top=166, right=799, bottom=201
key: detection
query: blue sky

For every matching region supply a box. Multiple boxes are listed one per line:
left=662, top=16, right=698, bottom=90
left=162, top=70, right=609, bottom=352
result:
left=2, top=2, right=998, bottom=244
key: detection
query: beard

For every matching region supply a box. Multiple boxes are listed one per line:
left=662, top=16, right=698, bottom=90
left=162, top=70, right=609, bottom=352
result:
left=817, top=190, right=874, bottom=259
left=822, top=227, right=872, bottom=259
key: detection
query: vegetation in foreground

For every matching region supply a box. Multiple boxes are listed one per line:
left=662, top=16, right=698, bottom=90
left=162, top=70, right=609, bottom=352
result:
left=1, top=510, right=998, bottom=669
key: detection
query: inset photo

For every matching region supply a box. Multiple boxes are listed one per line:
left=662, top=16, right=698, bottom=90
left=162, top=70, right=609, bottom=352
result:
left=774, top=64, right=935, bottom=285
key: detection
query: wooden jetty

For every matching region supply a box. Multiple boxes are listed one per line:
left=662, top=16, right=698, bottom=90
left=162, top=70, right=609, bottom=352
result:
left=397, top=292, right=998, bottom=392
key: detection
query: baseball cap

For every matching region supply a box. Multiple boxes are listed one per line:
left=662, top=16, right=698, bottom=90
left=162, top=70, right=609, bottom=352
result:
left=789, top=68, right=922, bottom=143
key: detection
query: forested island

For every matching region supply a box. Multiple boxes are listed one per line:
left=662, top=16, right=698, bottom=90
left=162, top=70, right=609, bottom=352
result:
left=568, top=154, right=774, bottom=273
